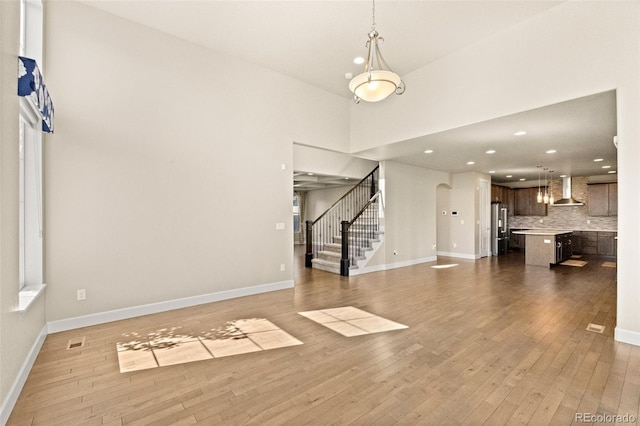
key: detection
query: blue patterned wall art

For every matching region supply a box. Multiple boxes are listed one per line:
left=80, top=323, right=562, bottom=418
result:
left=18, top=56, right=54, bottom=133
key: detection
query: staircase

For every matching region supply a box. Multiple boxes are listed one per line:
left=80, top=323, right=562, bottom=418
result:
left=305, top=165, right=383, bottom=276
left=311, top=201, right=383, bottom=274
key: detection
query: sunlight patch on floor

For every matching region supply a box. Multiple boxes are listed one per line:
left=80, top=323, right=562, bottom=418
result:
left=298, top=306, right=408, bottom=337
left=116, top=318, right=302, bottom=373
left=431, top=264, right=459, bottom=269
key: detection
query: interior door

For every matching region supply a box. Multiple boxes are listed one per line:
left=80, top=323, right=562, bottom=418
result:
left=479, top=179, right=490, bottom=257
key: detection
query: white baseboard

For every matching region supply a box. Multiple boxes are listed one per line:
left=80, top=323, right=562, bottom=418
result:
left=0, top=324, right=48, bottom=426
left=47, top=280, right=294, bottom=333
left=615, top=327, right=640, bottom=346
left=436, top=251, right=480, bottom=260
left=351, top=256, right=436, bottom=275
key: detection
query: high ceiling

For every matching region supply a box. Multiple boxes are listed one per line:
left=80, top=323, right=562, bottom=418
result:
left=78, top=1, right=617, bottom=186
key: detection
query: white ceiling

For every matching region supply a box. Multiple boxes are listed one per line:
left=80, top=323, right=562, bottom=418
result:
left=78, top=1, right=617, bottom=186
left=354, top=90, right=618, bottom=185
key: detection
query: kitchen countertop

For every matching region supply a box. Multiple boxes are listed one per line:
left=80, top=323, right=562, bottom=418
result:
left=510, top=227, right=617, bottom=233
left=512, top=229, right=573, bottom=236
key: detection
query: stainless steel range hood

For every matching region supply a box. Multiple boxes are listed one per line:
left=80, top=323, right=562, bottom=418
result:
left=551, top=176, right=584, bottom=206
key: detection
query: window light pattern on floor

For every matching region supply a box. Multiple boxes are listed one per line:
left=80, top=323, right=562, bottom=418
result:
left=298, top=306, right=408, bottom=337
left=116, top=318, right=302, bottom=373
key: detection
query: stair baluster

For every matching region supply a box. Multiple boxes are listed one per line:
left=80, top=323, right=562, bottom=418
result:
left=306, top=166, right=381, bottom=276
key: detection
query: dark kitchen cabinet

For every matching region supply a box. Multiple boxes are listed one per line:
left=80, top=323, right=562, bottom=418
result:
left=571, top=231, right=616, bottom=258
left=571, top=231, right=582, bottom=254
left=514, top=188, right=547, bottom=216
left=588, top=183, right=617, bottom=216
left=510, top=230, right=525, bottom=250
left=597, top=232, right=616, bottom=257
left=581, top=232, right=598, bottom=255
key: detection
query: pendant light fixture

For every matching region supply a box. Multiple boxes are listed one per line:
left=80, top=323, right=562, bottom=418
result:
left=543, top=168, right=549, bottom=204
left=548, top=171, right=555, bottom=205
left=349, top=0, right=405, bottom=103
left=536, top=166, right=543, bottom=203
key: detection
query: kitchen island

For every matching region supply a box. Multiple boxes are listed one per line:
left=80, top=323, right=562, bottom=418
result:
left=512, top=230, right=573, bottom=267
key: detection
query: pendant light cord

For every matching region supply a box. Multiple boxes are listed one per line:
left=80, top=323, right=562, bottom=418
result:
left=371, top=0, right=376, bottom=30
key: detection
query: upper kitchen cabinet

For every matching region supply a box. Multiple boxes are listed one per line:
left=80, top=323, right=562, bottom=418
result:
left=588, top=182, right=617, bottom=216
left=514, top=188, right=547, bottom=216
left=491, top=184, right=515, bottom=214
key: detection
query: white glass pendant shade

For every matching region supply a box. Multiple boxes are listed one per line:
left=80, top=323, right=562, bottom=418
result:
left=536, top=191, right=542, bottom=203
left=349, top=70, right=402, bottom=102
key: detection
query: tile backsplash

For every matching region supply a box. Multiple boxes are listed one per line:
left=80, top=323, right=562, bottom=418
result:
left=509, top=177, right=617, bottom=231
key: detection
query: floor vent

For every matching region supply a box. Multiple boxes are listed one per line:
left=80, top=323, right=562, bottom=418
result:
left=586, top=323, right=605, bottom=334
left=67, top=337, right=86, bottom=350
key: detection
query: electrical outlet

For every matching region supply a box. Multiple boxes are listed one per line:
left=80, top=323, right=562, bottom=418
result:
left=453, top=243, right=457, bottom=248
left=433, top=244, right=437, bottom=250
left=76, top=289, right=86, bottom=301
left=280, top=264, right=285, bottom=271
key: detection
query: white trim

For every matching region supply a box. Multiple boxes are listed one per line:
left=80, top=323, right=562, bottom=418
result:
left=615, top=327, right=640, bottom=346
left=0, top=324, right=47, bottom=426
left=436, top=251, right=480, bottom=260
left=351, top=256, right=436, bottom=275
left=47, top=280, right=294, bottom=333
left=19, top=96, right=40, bottom=126
left=18, top=283, right=46, bottom=313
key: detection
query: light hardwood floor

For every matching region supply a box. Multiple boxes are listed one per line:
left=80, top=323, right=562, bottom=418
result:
left=8, top=249, right=631, bottom=425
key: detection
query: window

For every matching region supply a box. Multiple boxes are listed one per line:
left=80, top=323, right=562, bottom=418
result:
left=18, top=110, right=44, bottom=293
left=18, top=0, right=45, bottom=311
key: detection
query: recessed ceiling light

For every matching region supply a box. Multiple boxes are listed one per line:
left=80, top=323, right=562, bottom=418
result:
left=467, top=161, right=475, bottom=165
left=344, top=72, right=353, bottom=80
left=514, top=131, right=527, bottom=136
left=560, top=174, right=567, bottom=178
left=345, top=177, right=350, bottom=180
left=546, top=149, right=556, bottom=154
left=608, top=170, right=617, bottom=174
left=353, top=56, right=365, bottom=65
left=308, top=172, right=314, bottom=176
left=594, top=158, right=604, bottom=162
left=602, top=165, right=611, bottom=169
left=424, top=149, right=434, bottom=154
left=506, top=175, right=513, bottom=178
left=519, top=178, right=526, bottom=181
left=486, top=149, right=496, bottom=154
left=489, top=170, right=496, bottom=174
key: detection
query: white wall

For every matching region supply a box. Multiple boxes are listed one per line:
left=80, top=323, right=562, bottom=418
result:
left=293, top=144, right=377, bottom=178
left=42, top=2, right=351, bottom=323
left=0, top=0, right=47, bottom=421
left=304, top=186, right=354, bottom=223
left=350, top=2, right=640, bottom=344
left=370, top=161, right=449, bottom=269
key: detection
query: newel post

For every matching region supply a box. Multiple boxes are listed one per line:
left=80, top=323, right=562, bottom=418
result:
left=305, top=220, right=313, bottom=267
left=340, top=221, right=350, bottom=276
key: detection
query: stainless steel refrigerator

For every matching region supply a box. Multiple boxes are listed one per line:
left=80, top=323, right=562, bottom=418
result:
left=491, top=202, right=508, bottom=256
